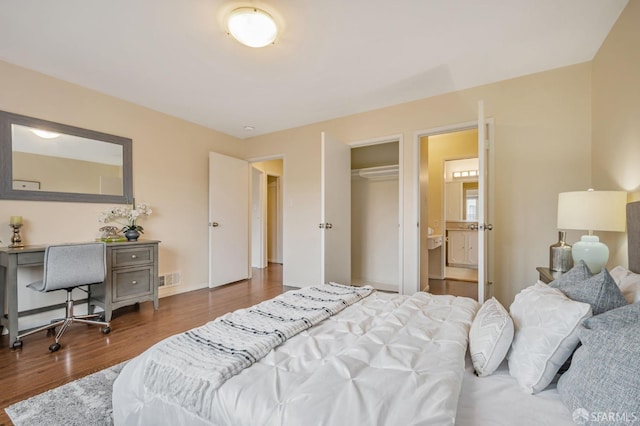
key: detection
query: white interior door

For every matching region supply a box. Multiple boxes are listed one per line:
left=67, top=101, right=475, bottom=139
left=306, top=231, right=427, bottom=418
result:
left=477, top=101, right=491, bottom=303
left=320, top=132, right=351, bottom=284
left=209, top=152, right=250, bottom=287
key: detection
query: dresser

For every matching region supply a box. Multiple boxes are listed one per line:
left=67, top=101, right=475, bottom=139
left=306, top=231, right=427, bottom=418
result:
left=90, top=240, right=160, bottom=322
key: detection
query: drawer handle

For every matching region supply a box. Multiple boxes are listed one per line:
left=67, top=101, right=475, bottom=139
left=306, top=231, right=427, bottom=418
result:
left=131, top=280, right=138, bottom=285
left=131, top=254, right=138, bottom=259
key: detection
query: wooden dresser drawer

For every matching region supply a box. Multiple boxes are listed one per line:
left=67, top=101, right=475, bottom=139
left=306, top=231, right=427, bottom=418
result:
left=112, top=246, right=153, bottom=267
left=113, top=266, right=153, bottom=302
left=93, top=240, right=160, bottom=322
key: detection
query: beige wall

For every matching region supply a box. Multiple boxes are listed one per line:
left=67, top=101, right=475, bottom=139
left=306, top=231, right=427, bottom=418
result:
left=0, top=60, right=244, bottom=298
left=13, top=152, right=122, bottom=194
left=592, top=0, right=640, bottom=267
left=244, top=62, right=592, bottom=305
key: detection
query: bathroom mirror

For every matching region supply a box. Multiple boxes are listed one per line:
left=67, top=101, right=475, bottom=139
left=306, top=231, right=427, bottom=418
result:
left=0, top=110, right=132, bottom=203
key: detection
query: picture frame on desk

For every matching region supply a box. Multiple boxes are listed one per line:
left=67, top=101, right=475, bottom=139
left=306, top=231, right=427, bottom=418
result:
left=12, top=179, right=40, bottom=190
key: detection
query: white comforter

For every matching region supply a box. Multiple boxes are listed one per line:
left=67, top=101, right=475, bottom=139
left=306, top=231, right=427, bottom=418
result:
left=113, top=291, right=478, bottom=425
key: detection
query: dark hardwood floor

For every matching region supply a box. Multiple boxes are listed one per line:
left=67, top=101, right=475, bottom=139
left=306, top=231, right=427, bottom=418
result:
left=0, top=264, right=285, bottom=426
left=428, top=278, right=478, bottom=300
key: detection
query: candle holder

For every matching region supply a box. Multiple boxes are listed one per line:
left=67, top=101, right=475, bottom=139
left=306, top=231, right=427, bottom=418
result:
left=9, top=224, right=24, bottom=248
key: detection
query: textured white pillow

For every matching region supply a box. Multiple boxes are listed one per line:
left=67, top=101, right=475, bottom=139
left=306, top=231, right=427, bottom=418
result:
left=609, top=265, right=640, bottom=303
left=469, top=297, right=514, bottom=377
left=508, top=282, right=592, bottom=394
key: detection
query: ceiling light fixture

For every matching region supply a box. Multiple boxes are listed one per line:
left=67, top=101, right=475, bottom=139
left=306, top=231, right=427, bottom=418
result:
left=31, top=129, right=60, bottom=139
left=227, top=7, right=278, bottom=48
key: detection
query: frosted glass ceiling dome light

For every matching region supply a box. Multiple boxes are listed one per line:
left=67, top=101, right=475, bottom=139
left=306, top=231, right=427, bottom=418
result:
left=227, top=7, right=278, bottom=48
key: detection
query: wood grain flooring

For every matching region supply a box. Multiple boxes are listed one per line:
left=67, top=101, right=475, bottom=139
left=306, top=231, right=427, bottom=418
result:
left=428, top=278, right=478, bottom=300
left=0, top=264, right=285, bottom=426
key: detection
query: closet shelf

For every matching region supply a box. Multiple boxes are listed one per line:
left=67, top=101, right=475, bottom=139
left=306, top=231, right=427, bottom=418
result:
left=351, top=164, right=399, bottom=180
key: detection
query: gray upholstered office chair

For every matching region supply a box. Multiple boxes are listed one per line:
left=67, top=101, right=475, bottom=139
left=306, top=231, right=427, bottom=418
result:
left=14, top=242, right=111, bottom=352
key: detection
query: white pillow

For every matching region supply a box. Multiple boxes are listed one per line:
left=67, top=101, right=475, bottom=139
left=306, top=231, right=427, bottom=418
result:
left=508, top=282, right=592, bottom=394
left=609, top=265, right=640, bottom=303
left=469, top=297, right=514, bottom=377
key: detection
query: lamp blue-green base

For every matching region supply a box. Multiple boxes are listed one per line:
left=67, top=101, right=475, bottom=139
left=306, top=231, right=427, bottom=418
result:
left=572, top=235, right=609, bottom=274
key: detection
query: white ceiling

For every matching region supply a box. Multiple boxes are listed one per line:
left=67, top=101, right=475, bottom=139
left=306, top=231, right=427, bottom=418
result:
left=0, top=1, right=628, bottom=139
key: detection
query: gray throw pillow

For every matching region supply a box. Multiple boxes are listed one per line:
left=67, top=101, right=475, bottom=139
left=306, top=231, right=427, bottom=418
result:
left=557, top=303, right=640, bottom=418
left=551, top=267, right=628, bottom=315
left=550, top=260, right=592, bottom=287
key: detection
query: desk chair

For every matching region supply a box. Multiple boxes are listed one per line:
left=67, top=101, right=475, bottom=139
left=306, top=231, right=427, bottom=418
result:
left=14, top=242, right=111, bottom=352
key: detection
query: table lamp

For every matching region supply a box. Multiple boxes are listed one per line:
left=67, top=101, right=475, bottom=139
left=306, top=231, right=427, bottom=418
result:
left=557, top=189, right=626, bottom=273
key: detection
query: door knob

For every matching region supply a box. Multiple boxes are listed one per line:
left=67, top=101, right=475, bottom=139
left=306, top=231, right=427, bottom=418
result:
left=209, top=222, right=219, bottom=227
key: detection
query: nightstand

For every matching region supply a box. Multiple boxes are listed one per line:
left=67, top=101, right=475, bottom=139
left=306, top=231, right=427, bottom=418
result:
left=536, top=267, right=563, bottom=284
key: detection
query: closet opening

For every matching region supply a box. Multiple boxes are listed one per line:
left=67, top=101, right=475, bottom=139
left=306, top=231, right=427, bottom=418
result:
left=350, top=141, right=400, bottom=292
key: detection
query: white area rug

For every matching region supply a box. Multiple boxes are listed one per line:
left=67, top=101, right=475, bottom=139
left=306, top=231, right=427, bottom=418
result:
left=5, top=362, right=126, bottom=426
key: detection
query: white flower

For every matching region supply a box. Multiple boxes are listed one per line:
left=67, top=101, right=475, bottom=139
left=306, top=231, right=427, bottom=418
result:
left=99, top=202, right=152, bottom=232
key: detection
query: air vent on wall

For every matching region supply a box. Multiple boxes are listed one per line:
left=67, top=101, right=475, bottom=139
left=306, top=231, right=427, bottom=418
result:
left=159, top=271, right=181, bottom=287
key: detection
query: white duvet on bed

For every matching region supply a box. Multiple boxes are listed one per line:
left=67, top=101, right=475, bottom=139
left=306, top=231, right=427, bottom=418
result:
left=113, top=291, right=478, bottom=426
left=456, top=354, right=574, bottom=426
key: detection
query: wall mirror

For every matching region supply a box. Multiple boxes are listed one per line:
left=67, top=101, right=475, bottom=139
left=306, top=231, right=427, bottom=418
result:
left=0, top=110, right=132, bottom=203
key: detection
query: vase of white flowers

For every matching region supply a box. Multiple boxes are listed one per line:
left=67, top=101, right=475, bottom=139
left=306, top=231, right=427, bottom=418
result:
left=99, top=201, right=152, bottom=242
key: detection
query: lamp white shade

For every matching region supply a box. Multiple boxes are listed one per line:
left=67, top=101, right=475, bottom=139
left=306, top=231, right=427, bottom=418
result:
left=557, top=190, right=626, bottom=273
left=557, top=190, right=626, bottom=232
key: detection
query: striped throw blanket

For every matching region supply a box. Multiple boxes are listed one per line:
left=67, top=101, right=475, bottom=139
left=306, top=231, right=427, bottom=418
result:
left=141, top=283, right=374, bottom=420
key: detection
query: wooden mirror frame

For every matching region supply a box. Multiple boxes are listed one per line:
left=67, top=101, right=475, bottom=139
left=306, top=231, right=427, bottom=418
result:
left=0, top=110, right=133, bottom=204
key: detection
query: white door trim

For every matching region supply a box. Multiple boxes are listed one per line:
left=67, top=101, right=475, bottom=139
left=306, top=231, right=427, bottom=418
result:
left=250, top=166, right=267, bottom=268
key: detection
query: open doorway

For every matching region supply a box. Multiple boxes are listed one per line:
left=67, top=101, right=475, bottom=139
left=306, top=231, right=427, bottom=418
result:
left=250, top=159, right=284, bottom=270
left=419, top=129, right=479, bottom=300
left=267, top=175, right=283, bottom=264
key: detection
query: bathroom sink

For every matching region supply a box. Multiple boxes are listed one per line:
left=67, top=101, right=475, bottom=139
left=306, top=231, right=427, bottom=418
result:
left=427, top=235, right=443, bottom=250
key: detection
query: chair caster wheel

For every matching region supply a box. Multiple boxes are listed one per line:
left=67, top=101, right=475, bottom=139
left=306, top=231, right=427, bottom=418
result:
left=102, top=326, right=111, bottom=335
left=49, top=342, right=61, bottom=352
left=46, top=328, right=56, bottom=336
left=11, top=340, right=23, bottom=350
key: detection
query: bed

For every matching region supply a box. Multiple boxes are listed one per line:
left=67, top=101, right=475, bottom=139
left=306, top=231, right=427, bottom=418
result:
left=113, top=201, right=640, bottom=425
